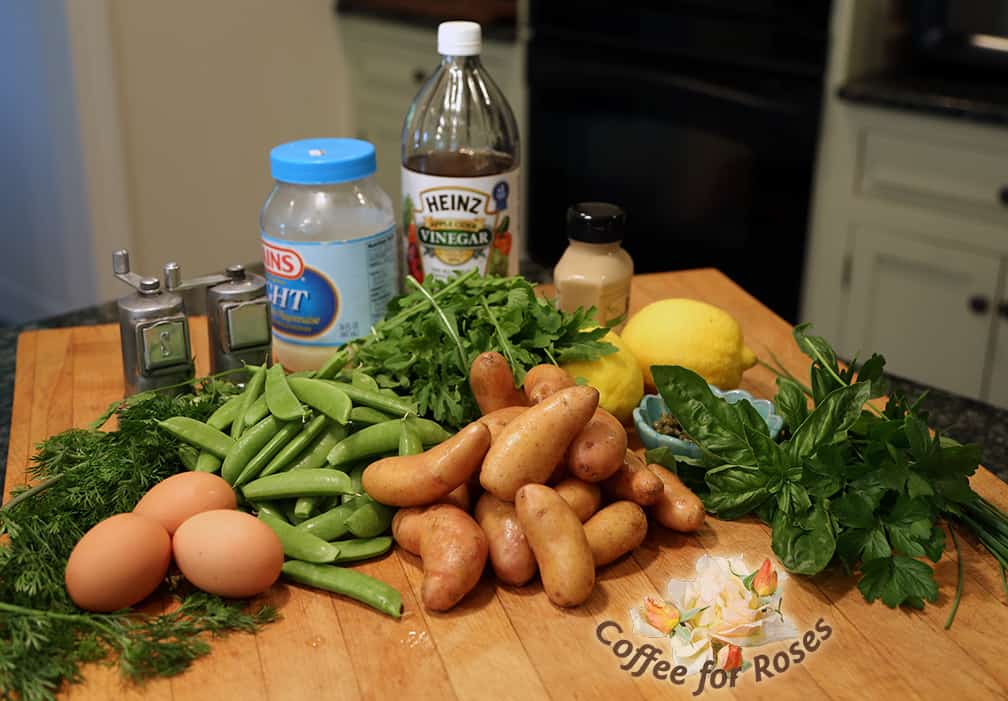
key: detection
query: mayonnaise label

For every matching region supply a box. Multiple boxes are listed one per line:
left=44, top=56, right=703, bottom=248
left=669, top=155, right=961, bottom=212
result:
left=261, top=228, right=396, bottom=346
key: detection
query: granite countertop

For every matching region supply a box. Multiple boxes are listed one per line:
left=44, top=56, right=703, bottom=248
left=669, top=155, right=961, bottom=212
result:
left=2, top=303, right=1007, bottom=496
left=838, top=66, right=1008, bottom=125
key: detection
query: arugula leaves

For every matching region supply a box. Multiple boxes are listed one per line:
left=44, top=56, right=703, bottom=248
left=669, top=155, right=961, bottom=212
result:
left=342, top=273, right=616, bottom=428
left=650, top=323, right=985, bottom=614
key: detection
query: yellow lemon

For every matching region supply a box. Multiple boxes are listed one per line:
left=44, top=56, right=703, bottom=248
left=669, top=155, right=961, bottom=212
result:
left=561, top=331, right=644, bottom=425
left=621, top=299, right=757, bottom=390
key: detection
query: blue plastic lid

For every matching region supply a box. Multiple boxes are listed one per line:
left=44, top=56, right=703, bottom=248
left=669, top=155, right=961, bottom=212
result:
left=269, top=138, right=376, bottom=185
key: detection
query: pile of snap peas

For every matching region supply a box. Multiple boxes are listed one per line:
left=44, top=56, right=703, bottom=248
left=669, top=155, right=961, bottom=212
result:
left=159, top=364, right=454, bottom=618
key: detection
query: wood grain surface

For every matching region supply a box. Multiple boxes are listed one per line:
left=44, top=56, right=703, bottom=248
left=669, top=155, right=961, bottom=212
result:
left=5, top=270, right=1008, bottom=700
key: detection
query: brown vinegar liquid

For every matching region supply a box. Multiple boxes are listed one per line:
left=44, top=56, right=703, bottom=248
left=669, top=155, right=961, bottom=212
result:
left=404, top=150, right=515, bottom=177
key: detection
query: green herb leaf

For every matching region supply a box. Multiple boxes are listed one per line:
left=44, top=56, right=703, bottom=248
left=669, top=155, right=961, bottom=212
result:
left=771, top=501, right=837, bottom=575
left=652, top=365, right=769, bottom=466
left=858, top=555, right=939, bottom=608
left=704, top=465, right=771, bottom=519
left=787, top=382, right=871, bottom=461
left=774, top=376, right=809, bottom=431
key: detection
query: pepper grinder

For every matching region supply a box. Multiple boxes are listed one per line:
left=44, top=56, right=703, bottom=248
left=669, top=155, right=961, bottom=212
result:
left=113, top=249, right=195, bottom=396
left=163, top=261, right=272, bottom=381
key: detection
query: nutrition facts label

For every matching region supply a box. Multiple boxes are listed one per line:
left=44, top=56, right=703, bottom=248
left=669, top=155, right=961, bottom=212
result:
left=366, top=230, right=397, bottom=321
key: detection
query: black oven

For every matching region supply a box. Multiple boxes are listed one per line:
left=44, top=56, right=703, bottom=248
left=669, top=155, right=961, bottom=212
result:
left=525, top=1, right=831, bottom=322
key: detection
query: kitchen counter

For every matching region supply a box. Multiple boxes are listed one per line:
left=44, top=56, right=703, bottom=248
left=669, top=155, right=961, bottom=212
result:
left=838, top=67, right=1008, bottom=125
left=5, top=269, right=1008, bottom=700
left=2, top=275, right=1007, bottom=498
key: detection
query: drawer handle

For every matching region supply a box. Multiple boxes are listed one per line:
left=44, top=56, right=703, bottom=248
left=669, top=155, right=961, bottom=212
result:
left=412, top=68, right=428, bottom=85
left=1000, top=186, right=1008, bottom=206
left=999, top=301, right=1008, bottom=319
left=969, top=295, right=991, bottom=314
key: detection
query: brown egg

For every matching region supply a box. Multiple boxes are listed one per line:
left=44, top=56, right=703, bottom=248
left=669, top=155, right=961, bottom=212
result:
left=173, top=510, right=283, bottom=598
left=133, top=471, right=237, bottom=534
left=65, top=513, right=171, bottom=612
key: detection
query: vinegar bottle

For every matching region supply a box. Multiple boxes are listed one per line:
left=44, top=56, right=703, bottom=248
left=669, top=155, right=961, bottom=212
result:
left=401, top=21, right=520, bottom=282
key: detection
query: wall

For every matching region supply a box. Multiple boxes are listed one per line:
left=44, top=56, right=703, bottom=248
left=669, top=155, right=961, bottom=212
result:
left=0, top=0, right=353, bottom=324
left=0, top=1, right=96, bottom=323
left=107, top=0, right=354, bottom=284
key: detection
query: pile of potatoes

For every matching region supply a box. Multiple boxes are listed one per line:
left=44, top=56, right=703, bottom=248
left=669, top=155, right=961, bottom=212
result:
left=361, top=352, right=704, bottom=612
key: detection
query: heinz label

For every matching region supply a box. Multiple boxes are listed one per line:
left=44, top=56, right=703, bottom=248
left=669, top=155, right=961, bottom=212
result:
left=401, top=169, right=520, bottom=282
left=261, top=228, right=396, bottom=346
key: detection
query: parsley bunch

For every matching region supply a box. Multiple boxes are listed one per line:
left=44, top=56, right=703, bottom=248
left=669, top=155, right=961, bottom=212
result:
left=0, top=384, right=276, bottom=701
left=650, top=324, right=1007, bottom=625
left=323, top=272, right=616, bottom=428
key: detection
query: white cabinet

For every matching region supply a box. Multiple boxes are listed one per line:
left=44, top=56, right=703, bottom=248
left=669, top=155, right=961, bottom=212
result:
left=988, top=282, right=1008, bottom=408
left=338, top=15, right=523, bottom=213
left=804, top=96, right=1008, bottom=408
left=843, top=227, right=1002, bottom=399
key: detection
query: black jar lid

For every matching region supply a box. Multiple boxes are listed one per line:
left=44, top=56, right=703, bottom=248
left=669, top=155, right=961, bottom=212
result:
left=566, top=202, right=626, bottom=243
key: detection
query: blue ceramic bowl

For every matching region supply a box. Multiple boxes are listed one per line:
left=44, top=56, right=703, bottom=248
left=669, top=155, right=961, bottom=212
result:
left=633, top=387, right=783, bottom=458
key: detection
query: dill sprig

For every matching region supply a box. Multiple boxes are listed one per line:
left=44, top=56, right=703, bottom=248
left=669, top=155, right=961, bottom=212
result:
left=0, top=382, right=278, bottom=701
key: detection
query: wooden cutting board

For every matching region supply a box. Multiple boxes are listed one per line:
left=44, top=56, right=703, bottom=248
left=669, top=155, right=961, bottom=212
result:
left=6, top=270, right=1008, bottom=700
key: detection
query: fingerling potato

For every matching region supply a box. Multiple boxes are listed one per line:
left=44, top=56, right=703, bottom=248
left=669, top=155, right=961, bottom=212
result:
left=601, top=450, right=663, bottom=506
left=470, top=352, right=528, bottom=414
left=475, top=493, right=537, bottom=586
left=392, top=504, right=488, bottom=611
left=523, top=364, right=575, bottom=405
left=564, top=408, right=627, bottom=482
left=583, top=501, right=648, bottom=567
left=649, top=465, right=705, bottom=533
left=481, top=386, right=599, bottom=501
left=363, top=422, right=490, bottom=507
left=515, top=484, right=595, bottom=607
left=552, top=477, right=602, bottom=522
left=477, top=405, right=526, bottom=443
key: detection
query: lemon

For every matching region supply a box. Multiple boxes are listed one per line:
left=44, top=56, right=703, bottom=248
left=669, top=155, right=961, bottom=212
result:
left=621, top=298, right=757, bottom=390
left=561, top=331, right=644, bottom=425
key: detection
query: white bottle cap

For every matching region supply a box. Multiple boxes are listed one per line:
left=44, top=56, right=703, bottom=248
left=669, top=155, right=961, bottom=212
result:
left=438, top=21, right=482, bottom=56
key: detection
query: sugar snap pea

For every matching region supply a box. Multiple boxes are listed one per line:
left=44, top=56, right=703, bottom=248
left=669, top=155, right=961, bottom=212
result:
left=288, top=424, right=349, bottom=472
left=287, top=377, right=352, bottom=424
left=178, top=444, right=200, bottom=470
left=326, top=418, right=452, bottom=465
left=195, top=451, right=221, bottom=473
left=348, top=406, right=396, bottom=426
left=345, top=498, right=395, bottom=538
left=290, top=425, right=350, bottom=519
left=159, top=417, right=235, bottom=458
left=331, top=536, right=393, bottom=563
left=265, top=364, right=305, bottom=421
left=206, top=395, right=243, bottom=430
left=341, top=464, right=366, bottom=504
left=234, top=419, right=305, bottom=487
left=221, top=415, right=282, bottom=484
left=280, top=561, right=402, bottom=618
left=350, top=370, right=380, bottom=392
left=232, top=365, right=266, bottom=439
left=243, top=394, right=269, bottom=428
left=398, top=420, right=423, bottom=457
left=295, top=497, right=365, bottom=540
left=257, top=414, right=328, bottom=479
left=242, top=468, right=353, bottom=501
left=323, top=381, right=416, bottom=417
left=257, top=504, right=341, bottom=563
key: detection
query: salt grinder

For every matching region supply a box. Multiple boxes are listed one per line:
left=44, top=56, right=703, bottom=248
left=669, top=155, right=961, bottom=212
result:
left=113, top=249, right=194, bottom=396
left=162, top=261, right=271, bottom=381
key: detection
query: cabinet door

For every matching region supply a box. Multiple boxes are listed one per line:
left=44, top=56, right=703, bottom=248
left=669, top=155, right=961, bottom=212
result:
left=987, top=266, right=1008, bottom=409
left=844, top=227, right=1001, bottom=399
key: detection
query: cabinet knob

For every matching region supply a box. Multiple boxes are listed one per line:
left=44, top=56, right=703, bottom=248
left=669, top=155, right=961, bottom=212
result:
left=1000, top=187, right=1008, bottom=206
left=999, top=301, right=1008, bottom=319
left=412, top=68, right=428, bottom=85
left=969, top=295, right=991, bottom=314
